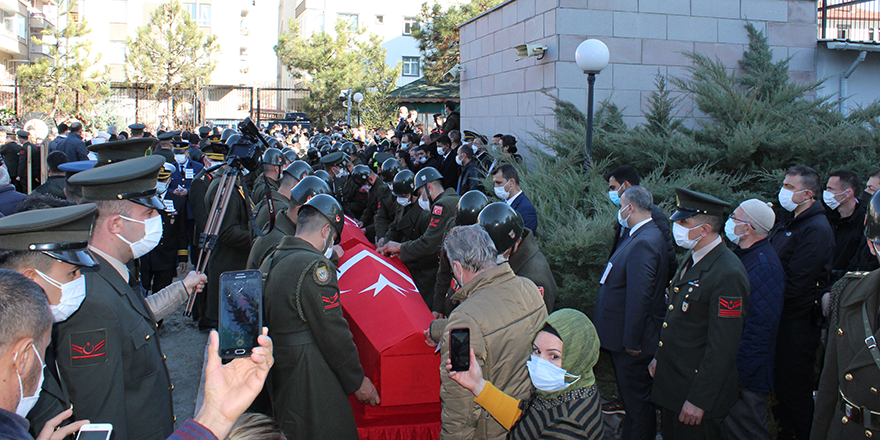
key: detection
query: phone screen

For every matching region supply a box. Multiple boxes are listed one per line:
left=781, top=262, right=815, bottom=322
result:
left=76, top=431, right=111, bottom=440
left=219, top=270, right=263, bottom=359
left=449, top=328, right=470, bottom=372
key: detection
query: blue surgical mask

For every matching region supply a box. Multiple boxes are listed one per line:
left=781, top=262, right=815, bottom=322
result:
left=608, top=190, right=621, bottom=206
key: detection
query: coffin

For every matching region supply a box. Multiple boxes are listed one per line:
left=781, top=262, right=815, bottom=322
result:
left=337, top=218, right=441, bottom=438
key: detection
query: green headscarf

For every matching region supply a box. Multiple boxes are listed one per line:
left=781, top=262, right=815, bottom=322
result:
left=531, top=308, right=600, bottom=400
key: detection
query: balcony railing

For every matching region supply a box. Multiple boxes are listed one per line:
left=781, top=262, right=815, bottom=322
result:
left=819, top=0, right=880, bottom=42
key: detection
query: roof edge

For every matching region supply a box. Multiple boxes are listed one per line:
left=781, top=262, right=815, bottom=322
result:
left=457, top=0, right=516, bottom=30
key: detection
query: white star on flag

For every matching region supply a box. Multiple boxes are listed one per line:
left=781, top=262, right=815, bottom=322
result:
left=360, top=274, right=408, bottom=297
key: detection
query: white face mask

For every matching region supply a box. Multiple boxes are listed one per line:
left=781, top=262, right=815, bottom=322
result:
left=156, top=181, right=169, bottom=194
left=526, top=354, right=580, bottom=392
left=823, top=189, right=847, bottom=210
left=174, top=153, right=187, bottom=164
left=116, top=214, right=163, bottom=259
left=724, top=218, right=745, bottom=245
left=15, top=344, right=44, bottom=418
left=35, top=269, right=86, bottom=323
left=396, top=196, right=411, bottom=207
left=673, top=222, right=705, bottom=250
left=617, top=205, right=631, bottom=229
left=419, top=157, right=427, bottom=164
left=322, top=228, right=334, bottom=259
left=495, top=254, right=508, bottom=265
left=455, top=156, right=463, bottom=166
left=778, top=187, right=807, bottom=212
left=418, top=195, right=431, bottom=211
left=437, top=146, right=445, bottom=156
left=335, top=167, right=349, bottom=178
left=494, top=181, right=511, bottom=200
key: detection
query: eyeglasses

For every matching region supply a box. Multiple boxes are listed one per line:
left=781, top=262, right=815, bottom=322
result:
left=728, top=215, right=755, bottom=229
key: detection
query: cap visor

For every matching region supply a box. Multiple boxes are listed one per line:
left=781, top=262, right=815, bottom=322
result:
left=669, top=210, right=696, bottom=221
left=131, top=195, right=166, bottom=211
left=45, top=250, right=98, bottom=268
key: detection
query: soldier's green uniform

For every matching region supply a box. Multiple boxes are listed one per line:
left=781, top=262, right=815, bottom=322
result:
left=374, top=193, right=398, bottom=241
left=358, top=176, right=390, bottom=242
left=57, top=156, right=175, bottom=440
left=386, top=200, right=434, bottom=304
left=252, top=176, right=279, bottom=206
left=247, top=207, right=297, bottom=270
left=253, top=189, right=289, bottom=231
left=812, top=191, right=880, bottom=440
left=261, top=198, right=364, bottom=440
left=651, top=188, right=749, bottom=440
left=509, top=229, right=558, bottom=312
left=203, top=168, right=253, bottom=323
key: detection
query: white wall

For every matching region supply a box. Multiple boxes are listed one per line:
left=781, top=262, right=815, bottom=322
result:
left=816, top=45, right=880, bottom=113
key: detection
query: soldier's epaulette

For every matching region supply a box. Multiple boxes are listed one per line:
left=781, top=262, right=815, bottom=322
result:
left=844, top=271, right=870, bottom=279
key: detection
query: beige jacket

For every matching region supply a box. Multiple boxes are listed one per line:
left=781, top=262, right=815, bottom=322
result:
left=439, top=263, right=548, bottom=440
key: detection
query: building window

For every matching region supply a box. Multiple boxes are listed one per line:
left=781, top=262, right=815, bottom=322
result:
left=838, top=24, right=850, bottom=40
left=15, top=13, right=24, bottom=39
left=108, top=40, right=126, bottom=64
left=109, top=0, right=127, bottom=23
left=338, top=13, right=357, bottom=30
left=402, top=56, right=419, bottom=77
left=403, top=16, right=417, bottom=35
left=375, top=14, right=383, bottom=24
left=870, top=28, right=875, bottom=41
left=183, top=3, right=196, bottom=20
left=1, top=10, right=15, bottom=37
left=198, top=4, right=211, bottom=26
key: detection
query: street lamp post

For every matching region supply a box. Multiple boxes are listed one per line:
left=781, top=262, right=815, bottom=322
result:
left=353, top=92, right=364, bottom=126
left=575, top=39, right=610, bottom=170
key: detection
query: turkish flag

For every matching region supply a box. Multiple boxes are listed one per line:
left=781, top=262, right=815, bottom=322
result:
left=336, top=224, right=440, bottom=437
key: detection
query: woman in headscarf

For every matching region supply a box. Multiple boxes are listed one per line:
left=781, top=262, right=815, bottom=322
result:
left=446, top=308, right=602, bottom=439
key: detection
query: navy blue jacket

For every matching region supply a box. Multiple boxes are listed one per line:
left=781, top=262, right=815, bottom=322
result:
left=510, top=191, right=538, bottom=233
left=0, top=407, right=30, bottom=440
left=57, top=132, right=88, bottom=162
left=0, top=184, right=25, bottom=216
left=594, top=221, right=669, bottom=353
left=733, top=238, right=785, bottom=393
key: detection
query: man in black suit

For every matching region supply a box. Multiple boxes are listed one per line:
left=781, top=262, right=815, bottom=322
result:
left=436, top=134, right=459, bottom=190
left=594, top=185, right=669, bottom=440
left=492, top=164, right=537, bottom=233
left=606, top=165, right=676, bottom=281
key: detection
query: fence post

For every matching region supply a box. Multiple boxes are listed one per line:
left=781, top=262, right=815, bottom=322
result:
left=75, top=90, right=79, bottom=115
left=135, top=87, right=139, bottom=122
left=821, top=0, right=827, bottom=39
left=249, top=87, right=254, bottom=120
left=257, top=89, right=261, bottom=126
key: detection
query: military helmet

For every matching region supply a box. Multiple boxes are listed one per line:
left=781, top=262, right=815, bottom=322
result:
left=313, top=169, right=333, bottom=187
left=290, top=175, right=331, bottom=206
left=282, top=148, right=298, bottom=163
left=413, top=166, right=443, bottom=191
left=380, top=158, right=401, bottom=182
left=478, top=202, right=525, bottom=254
left=266, top=137, right=280, bottom=149
left=317, top=137, right=331, bottom=148
left=220, top=128, right=237, bottom=143
left=391, top=170, right=415, bottom=197
left=225, top=134, right=242, bottom=147
left=866, top=191, right=880, bottom=242
left=457, top=190, right=490, bottom=226
left=320, top=144, right=332, bottom=156
left=329, top=142, right=340, bottom=153
left=351, top=165, right=371, bottom=185
left=340, top=142, right=355, bottom=155
left=262, top=148, right=284, bottom=166
left=303, top=194, right=344, bottom=243
left=284, top=160, right=312, bottom=182
left=307, top=146, right=319, bottom=160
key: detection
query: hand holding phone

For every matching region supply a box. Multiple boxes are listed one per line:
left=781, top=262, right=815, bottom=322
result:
left=75, top=424, right=113, bottom=440
left=219, top=270, right=263, bottom=359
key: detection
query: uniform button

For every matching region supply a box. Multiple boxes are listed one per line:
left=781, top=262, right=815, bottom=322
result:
left=145, top=335, right=150, bottom=340
left=668, top=304, right=674, bottom=311
left=674, top=287, right=679, bottom=293
left=688, top=287, right=693, bottom=293
left=694, top=369, right=699, bottom=374
left=171, top=384, right=174, bottom=390
left=173, top=415, right=177, bottom=423
left=163, top=354, right=167, bottom=361
left=662, top=322, right=668, bottom=328
left=867, top=430, right=873, bottom=438
left=658, top=341, right=663, bottom=347
left=845, top=373, right=853, bottom=381
left=838, top=328, right=844, bottom=336
left=842, top=416, right=849, bottom=424
left=685, top=294, right=690, bottom=299
left=872, top=387, right=878, bottom=394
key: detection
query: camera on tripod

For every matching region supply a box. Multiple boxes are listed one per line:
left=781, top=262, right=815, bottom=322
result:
left=226, top=117, right=266, bottom=172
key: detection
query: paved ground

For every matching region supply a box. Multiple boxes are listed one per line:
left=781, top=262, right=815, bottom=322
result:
left=157, top=306, right=207, bottom=429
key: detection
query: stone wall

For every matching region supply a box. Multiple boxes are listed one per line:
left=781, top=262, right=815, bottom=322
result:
left=458, top=0, right=818, bottom=149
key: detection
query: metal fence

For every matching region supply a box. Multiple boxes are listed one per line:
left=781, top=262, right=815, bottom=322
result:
left=819, top=0, right=880, bottom=41
left=0, top=84, right=308, bottom=130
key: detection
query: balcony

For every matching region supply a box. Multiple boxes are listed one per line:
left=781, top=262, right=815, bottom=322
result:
left=29, top=13, right=54, bottom=31
left=818, top=0, right=880, bottom=42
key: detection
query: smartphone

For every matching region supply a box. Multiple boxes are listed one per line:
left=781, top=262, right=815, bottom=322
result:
left=219, top=270, right=263, bottom=359
left=76, top=424, right=113, bottom=440
left=449, top=327, right=470, bottom=372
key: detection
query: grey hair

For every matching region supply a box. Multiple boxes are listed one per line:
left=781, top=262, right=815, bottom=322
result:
left=443, top=225, right=498, bottom=273
left=0, top=166, right=9, bottom=186
left=622, top=185, right=653, bottom=212
left=0, top=269, right=52, bottom=351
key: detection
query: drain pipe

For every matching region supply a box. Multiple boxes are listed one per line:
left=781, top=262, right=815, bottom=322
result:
left=840, top=51, right=868, bottom=113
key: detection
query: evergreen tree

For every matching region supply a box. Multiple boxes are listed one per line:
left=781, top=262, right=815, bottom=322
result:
left=16, top=1, right=109, bottom=119
left=275, top=20, right=400, bottom=129
left=126, top=0, right=218, bottom=129
left=411, top=0, right=502, bottom=84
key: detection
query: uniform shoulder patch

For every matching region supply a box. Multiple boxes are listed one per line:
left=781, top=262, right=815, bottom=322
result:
left=70, top=329, right=108, bottom=367
left=718, top=296, right=742, bottom=318
left=433, top=205, right=443, bottom=216
left=314, top=262, right=331, bottom=285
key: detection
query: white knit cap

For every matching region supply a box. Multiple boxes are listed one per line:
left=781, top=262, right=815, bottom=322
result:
left=739, top=199, right=775, bottom=232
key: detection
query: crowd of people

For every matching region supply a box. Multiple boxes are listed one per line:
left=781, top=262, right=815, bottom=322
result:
left=0, top=97, right=878, bottom=440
